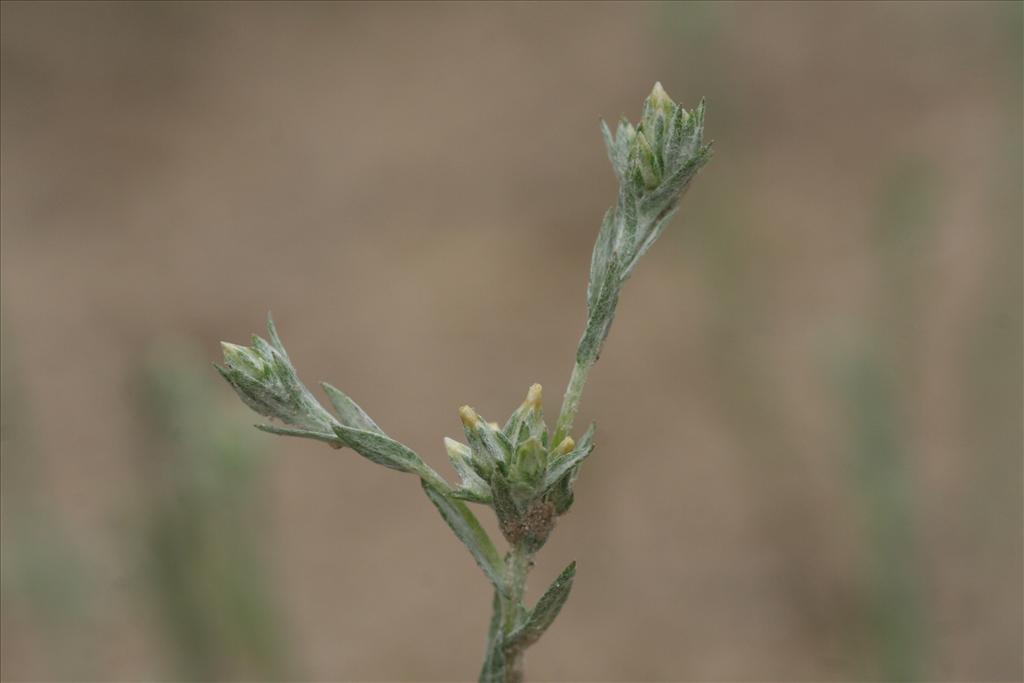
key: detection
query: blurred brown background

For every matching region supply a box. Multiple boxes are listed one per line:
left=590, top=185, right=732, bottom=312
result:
left=1, top=1, right=1021, bottom=681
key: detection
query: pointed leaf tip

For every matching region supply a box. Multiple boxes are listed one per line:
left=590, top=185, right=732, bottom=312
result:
left=505, top=559, right=577, bottom=649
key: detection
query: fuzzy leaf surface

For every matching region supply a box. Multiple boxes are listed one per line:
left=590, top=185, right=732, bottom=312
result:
left=320, top=382, right=384, bottom=434
left=421, top=481, right=506, bottom=595
left=256, top=423, right=341, bottom=447
left=506, top=560, right=577, bottom=650
left=543, top=426, right=595, bottom=488
left=331, top=424, right=426, bottom=475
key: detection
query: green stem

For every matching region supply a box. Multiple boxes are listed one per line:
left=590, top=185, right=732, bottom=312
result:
left=501, top=544, right=532, bottom=683
left=553, top=359, right=593, bottom=447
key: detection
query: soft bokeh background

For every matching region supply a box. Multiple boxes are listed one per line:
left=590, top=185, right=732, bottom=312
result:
left=2, top=2, right=1021, bottom=681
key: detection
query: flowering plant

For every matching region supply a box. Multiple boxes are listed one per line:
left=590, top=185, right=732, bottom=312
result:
left=217, top=83, right=710, bottom=682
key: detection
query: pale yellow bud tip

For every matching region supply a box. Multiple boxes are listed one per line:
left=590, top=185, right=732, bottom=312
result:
left=555, top=436, right=575, bottom=455
left=444, top=437, right=471, bottom=459
left=220, top=342, right=253, bottom=366
left=458, top=405, right=479, bottom=428
left=220, top=341, right=246, bottom=355
left=650, top=81, right=673, bottom=108
left=488, top=422, right=500, bottom=431
left=525, top=383, right=543, bottom=410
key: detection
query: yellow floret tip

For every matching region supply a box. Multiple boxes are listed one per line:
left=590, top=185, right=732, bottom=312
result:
left=555, top=436, right=575, bottom=455
left=458, top=405, right=479, bottom=429
left=525, top=383, right=543, bottom=410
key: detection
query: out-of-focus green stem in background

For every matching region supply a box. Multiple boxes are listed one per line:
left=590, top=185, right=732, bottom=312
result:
left=137, top=345, right=295, bottom=681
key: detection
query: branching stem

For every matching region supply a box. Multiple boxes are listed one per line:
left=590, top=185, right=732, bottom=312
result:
left=553, top=358, right=594, bottom=448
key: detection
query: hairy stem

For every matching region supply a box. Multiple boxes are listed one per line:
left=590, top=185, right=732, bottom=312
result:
left=501, top=545, right=533, bottom=683
left=553, top=359, right=593, bottom=447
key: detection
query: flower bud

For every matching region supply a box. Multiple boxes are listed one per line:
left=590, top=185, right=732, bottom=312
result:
left=524, top=383, right=543, bottom=411
left=554, top=436, right=575, bottom=456
left=514, top=437, right=547, bottom=486
left=648, top=81, right=674, bottom=116
left=220, top=341, right=268, bottom=379
left=216, top=324, right=335, bottom=433
left=458, top=405, right=480, bottom=429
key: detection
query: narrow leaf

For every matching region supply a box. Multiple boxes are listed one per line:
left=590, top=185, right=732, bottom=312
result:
left=445, top=437, right=491, bottom=498
left=265, top=312, right=289, bottom=357
left=621, top=206, right=678, bottom=279
left=663, top=104, right=686, bottom=171
left=255, top=423, right=342, bottom=447
left=601, top=119, right=625, bottom=180
left=543, top=423, right=596, bottom=489
left=506, top=560, right=577, bottom=650
left=321, top=382, right=384, bottom=434
left=586, top=208, right=617, bottom=311
left=578, top=256, right=622, bottom=366
left=421, top=480, right=506, bottom=595
left=332, top=424, right=426, bottom=475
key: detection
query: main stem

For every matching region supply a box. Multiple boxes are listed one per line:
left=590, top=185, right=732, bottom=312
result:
left=494, top=331, right=598, bottom=682
left=502, top=544, right=533, bottom=683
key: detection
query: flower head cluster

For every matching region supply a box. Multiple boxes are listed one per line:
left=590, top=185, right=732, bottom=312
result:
left=582, top=83, right=711, bottom=365
left=446, top=384, right=594, bottom=552
left=216, top=318, right=336, bottom=434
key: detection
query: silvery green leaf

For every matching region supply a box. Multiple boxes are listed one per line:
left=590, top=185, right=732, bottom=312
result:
left=621, top=206, right=678, bottom=280
left=331, top=424, right=427, bottom=475
left=652, top=111, right=667, bottom=154
left=513, top=437, right=546, bottom=487
left=617, top=183, right=639, bottom=254
left=493, top=429, right=515, bottom=462
left=682, top=98, right=706, bottom=160
left=505, top=560, right=577, bottom=650
left=249, top=334, right=277, bottom=363
left=255, top=423, right=341, bottom=447
left=215, top=363, right=275, bottom=418
left=445, top=437, right=491, bottom=501
left=663, top=104, right=687, bottom=172
left=586, top=208, right=617, bottom=311
left=218, top=319, right=337, bottom=433
left=543, top=423, right=595, bottom=490
left=577, top=256, right=622, bottom=366
left=461, top=408, right=505, bottom=475
left=638, top=144, right=711, bottom=218
left=420, top=480, right=506, bottom=596
left=547, top=474, right=574, bottom=515
left=320, top=382, right=384, bottom=434
left=601, top=119, right=625, bottom=180
left=265, top=312, right=289, bottom=357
